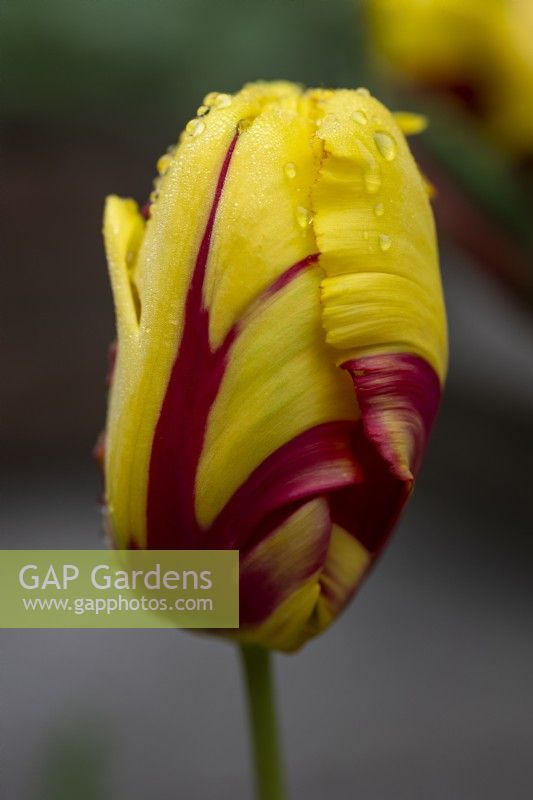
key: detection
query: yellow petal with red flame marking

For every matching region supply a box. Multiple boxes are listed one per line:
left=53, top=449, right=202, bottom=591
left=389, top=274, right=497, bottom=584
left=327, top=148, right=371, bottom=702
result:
left=101, top=82, right=447, bottom=650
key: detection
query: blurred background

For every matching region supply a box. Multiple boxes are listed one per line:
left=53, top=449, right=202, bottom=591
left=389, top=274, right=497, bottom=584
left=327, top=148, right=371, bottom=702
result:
left=1, top=1, right=532, bottom=798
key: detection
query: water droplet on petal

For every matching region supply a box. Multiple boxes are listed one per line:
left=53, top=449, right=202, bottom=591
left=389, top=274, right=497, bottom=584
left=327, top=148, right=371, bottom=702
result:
left=203, top=91, right=219, bottom=107
left=196, top=105, right=209, bottom=117
left=214, top=93, right=232, bottom=109
left=356, top=87, right=370, bottom=96
left=149, top=190, right=158, bottom=203
left=374, top=202, right=385, bottom=217
left=157, top=154, right=172, bottom=175
left=379, top=233, right=392, bottom=251
left=237, top=118, right=252, bottom=132
left=374, top=131, right=397, bottom=161
left=284, top=162, right=297, bottom=179
left=296, top=206, right=313, bottom=228
left=351, top=110, right=367, bottom=125
left=186, top=118, right=205, bottom=137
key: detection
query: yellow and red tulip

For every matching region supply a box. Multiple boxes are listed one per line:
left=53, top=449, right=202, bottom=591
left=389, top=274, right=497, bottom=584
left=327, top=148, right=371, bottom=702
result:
left=368, top=0, right=533, bottom=155
left=101, top=82, right=447, bottom=652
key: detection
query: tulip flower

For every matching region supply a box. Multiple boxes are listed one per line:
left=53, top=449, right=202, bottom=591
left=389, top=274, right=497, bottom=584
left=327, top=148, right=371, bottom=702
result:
left=101, top=81, right=447, bottom=799
left=102, top=81, right=447, bottom=652
left=368, top=0, right=533, bottom=155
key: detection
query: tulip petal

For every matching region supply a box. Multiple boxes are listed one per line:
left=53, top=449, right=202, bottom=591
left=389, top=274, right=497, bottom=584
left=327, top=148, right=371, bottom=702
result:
left=343, top=353, right=441, bottom=481
left=196, top=263, right=359, bottom=530
left=203, top=86, right=318, bottom=348
left=236, top=498, right=331, bottom=652
left=209, top=421, right=362, bottom=550
left=312, top=89, right=447, bottom=384
left=314, top=524, right=371, bottom=629
left=237, top=519, right=370, bottom=652
left=393, top=111, right=428, bottom=135
left=103, top=196, right=144, bottom=344
left=239, top=497, right=331, bottom=628
left=104, top=120, right=241, bottom=547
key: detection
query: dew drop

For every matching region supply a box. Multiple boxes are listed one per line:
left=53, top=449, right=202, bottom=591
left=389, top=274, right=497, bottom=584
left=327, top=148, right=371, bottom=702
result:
left=296, top=206, right=313, bottom=228
left=149, top=190, right=158, bottom=203
left=157, top=154, right=172, bottom=175
left=203, top=91, right=219, bottom=107
left=185, top=118, right=205, bottom=137
left=374, top=131, right=397, bottom=161
left=374, top=202, right=385, bottom=217
left=196, top=104, right=209, bottom=117
left=284, top=162, right=297, bottom=179
left=351, top=110, right=367, bottom=125
left=237, top=118, right=252, bottom=132
left=379, top=233, right=392, bottom=251
left=214, top=93, right=232, bottom=109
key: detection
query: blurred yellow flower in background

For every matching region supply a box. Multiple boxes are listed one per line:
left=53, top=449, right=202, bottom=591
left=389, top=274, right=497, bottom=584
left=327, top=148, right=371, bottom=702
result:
left=369, top=0, right=533, bottom=155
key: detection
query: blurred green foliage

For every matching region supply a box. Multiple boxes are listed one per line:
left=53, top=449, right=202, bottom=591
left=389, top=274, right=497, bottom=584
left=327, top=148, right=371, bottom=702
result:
left=1, top=0, right=370, bottom=134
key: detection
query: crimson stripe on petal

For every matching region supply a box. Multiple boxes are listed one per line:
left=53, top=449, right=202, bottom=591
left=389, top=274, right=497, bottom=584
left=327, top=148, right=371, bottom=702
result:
left=238, top=499, right=332, bottom=627
left=263, top=253, right=319, bottom=299
left=328, top=353, right=442, bottom=557
left=344, top=353, right=441, bottom=479
left=209, top=420, right=363, bottom=552
left=146, top=134, right=239, bottom=548
left=146, top=131, right=321, bottom=549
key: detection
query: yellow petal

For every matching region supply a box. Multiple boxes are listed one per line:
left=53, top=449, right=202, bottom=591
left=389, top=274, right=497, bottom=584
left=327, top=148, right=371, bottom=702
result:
left=196, top=264, right=358, bottom=528
left=103, top=196, right=143, bottom=346
left=314, top=524, right=371, bottom=630
left=311, top=90, right=447, bottom=382
left=393, top=111, right=428, bottom=135
left=103, top=92, right=246, bottom=546
left=204, top=86, right=316, bottom=348
left=236, top=499, right=329, bottom=652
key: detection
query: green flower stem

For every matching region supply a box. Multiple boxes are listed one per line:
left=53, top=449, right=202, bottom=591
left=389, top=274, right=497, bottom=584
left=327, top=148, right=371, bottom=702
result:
left=240, top=645, right=286, bottom=800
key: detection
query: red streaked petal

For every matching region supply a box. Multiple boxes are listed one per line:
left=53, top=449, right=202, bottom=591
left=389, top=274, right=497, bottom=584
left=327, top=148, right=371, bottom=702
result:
left=327, top=352, right=441, bottom=557
left=239, top=498, right=331, bottom=627
left=343, top=352, right=442, bottom=480
left=209, top=420, right=362, bottom=552
left=146, top=135, right=239, bottom=548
